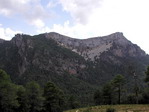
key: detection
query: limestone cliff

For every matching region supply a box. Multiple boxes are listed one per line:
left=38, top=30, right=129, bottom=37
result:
left=45, top=32, right=146, bottom=61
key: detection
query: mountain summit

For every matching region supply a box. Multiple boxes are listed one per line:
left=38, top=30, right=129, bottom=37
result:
left=45, top=32, right=146, bottom=61
left=0, top=32, right=148, bottom=105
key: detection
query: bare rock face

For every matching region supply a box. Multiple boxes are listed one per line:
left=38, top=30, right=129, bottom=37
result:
left=45, top=32, right=146, bottom=61
left=11, top=34, right=34, bottom=75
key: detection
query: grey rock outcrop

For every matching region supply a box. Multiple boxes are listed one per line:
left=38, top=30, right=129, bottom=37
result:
left=45, top=32, right=146, bottom=61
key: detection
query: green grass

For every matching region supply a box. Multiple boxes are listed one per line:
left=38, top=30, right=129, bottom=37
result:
left=64, top=105, right=149, bottom=112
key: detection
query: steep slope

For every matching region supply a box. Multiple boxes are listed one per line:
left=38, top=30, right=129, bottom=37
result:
left=45, top=32, right=149, bottom=87
left=0, top=34, right=96, bottom=105
left=11, top=34, right=87, bottom=77
left=0, top=32, right=149, bottom=105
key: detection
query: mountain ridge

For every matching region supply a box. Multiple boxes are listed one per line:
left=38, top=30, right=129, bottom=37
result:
left=45, top=32, right=146, bottom=61
left=0, top=32, right=149, bottom=105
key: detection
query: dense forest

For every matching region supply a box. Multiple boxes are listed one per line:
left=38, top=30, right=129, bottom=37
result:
left=0, top=66, right=149, bottom=112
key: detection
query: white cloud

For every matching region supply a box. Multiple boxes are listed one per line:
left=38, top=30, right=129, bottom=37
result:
left=0, top=0, right=30, bottom=16
left=59, top=0, right=103, bottom=24
left=0, top=0, right=50, bottom=28
left=0, top=24, right=22, bottom=40
left=36, top=20, right=97, bottom=39
left=47, top=0, right=58, bottom=8
left=31, top=19, right=45, bottom=28
left=38, top=0, right=149, bottom=53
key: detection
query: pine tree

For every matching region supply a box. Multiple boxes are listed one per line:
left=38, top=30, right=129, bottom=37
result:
left=145, top=66, right=149, bottom=85
left=26, top=81, right=43, bottom=112
left=102, top=82, right=113, bottom=105
left=68, top=95, right=79, bottom=109
left=0, top=69, right=19, bottom=112
left=16, top=85, right=29, bottom=112
left=112, top=74, right=125, bottom=104
left=43, top=81, right=64, bottom=112
left=94, top=90, right=102, bottom=105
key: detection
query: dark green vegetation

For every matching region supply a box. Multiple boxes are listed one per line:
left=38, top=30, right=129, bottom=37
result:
left=93, top=66, right=149, bottom=105
left=93, top=73, right=149, bottom=105
left=0, top=69, right=64, bottom=112
left=106, top=108, right=115, bottom=112
left=145, top=66, right=149, bottom=85
left=65, top=105, right=149, bottom=112
left=0, top=69, right=18, bottom=112
left=0, top=33, right=149, bottom=111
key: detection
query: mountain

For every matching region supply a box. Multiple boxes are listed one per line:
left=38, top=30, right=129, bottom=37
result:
left=45, top=32, right=149, bottom=86
left=0, top=32, right=149, bottom=105
left=45, top=32, right=146, bottom=60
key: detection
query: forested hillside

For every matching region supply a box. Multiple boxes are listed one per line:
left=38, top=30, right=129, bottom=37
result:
left=0, top=32, right=149, bottom=109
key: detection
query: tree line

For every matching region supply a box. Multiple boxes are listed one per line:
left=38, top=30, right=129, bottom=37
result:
left=0, top=69, right=71, bottom=112
left=1, top=66, right=149, bottom=112
left=94, top=66, right=149, bottom=105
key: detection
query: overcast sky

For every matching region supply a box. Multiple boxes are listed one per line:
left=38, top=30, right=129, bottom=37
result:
left=0, top=0, right=149, bottom=53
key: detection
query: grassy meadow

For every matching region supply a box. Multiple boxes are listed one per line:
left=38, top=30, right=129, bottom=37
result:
left=65, top=105, right=149, bottom=112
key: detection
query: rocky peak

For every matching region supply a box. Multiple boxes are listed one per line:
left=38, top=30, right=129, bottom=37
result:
left=45, top=32, right=80, bottom=48
left=108, top=32, right=131, bottom=46
left=11, top=34, right=24, bottom=47
left=45, top=32, right=141, bottom=61
left=11, top=34, right=33, bottom=75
